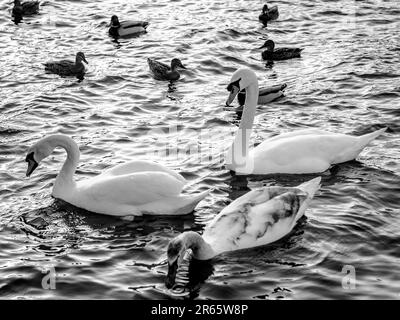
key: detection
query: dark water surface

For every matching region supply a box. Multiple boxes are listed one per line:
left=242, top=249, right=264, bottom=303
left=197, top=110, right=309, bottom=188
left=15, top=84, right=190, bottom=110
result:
left=0, top=0, right=399, bottom=299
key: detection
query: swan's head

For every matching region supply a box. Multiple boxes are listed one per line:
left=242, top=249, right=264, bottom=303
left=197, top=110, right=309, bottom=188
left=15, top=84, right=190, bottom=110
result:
left=76, top=52, right=88, bottom=64
left=25, top=137, right=55, bottom=177
left=171, top=58, right=186, bottom=70
left=260, top=39, right=275, bottom=51
left=225, top=68, right=258, bottom=106
left=166, top=235, right=188, bottom=288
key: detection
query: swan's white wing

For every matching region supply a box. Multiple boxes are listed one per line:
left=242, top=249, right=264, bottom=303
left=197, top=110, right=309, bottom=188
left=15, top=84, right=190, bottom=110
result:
left=98, top=160, right=186, bottom=183
left=251, top=133, right=359, bottom=173
left=203, top=187, right=308, bottom=254
left=77, top=171, right=185, bottom=206
left=264, top=129, right=332, bottom=143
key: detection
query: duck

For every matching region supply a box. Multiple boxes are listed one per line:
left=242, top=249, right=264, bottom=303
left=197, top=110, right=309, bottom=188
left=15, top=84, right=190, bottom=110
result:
left=260, top=40, right=303, bottom=61
left=108, top=15, right=149, bottom=38
left=25, top=134, right=209, bottom=218
left=225, top=68, right=387, bottom=175
left=165, top=176, right=321, bottom=288
left=259, top=4, right=279, bottom=24
left=147, top=58, right=186, bottom=81
left=12, top=0, right=39, bottom=17
left=44, top=52, right=88, bottom=80
left=237, top=83, right=287, bottom=106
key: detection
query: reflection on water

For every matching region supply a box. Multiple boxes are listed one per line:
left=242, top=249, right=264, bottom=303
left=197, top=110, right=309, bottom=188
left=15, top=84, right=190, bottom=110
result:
left=0, top=0, right=399, bottom=299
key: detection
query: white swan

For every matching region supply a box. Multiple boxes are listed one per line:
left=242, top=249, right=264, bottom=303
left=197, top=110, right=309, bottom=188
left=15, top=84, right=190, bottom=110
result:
left=25, top=134, right=209, bottom=217
left=225, top=68, right=386, bottom=175
left=165, top=177, right=321, bottom=288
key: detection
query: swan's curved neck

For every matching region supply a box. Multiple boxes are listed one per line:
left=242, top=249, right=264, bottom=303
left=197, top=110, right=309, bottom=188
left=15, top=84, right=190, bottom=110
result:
left=182, top=231, right=215, bottom=260
left=228, top=80, right=259, bottom=170
left=50, top=135, right=80, bottom=192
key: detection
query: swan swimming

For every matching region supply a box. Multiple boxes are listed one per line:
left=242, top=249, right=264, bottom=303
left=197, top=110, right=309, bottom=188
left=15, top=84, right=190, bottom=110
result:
left=225, top=68, right=386, bottom=175
left=166, top=177, right=321, bottom=288
left=25, top=134, right=209, bottom=217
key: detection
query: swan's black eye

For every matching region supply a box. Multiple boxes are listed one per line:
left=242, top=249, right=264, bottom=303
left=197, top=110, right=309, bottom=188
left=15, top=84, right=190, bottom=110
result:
left=226, top=78, right=241, bottom=93
left=25, top=152, right=35, bottom=162
left=167, top=242, right=181, bottom=257
left=227, top=83, right=237, bottom=94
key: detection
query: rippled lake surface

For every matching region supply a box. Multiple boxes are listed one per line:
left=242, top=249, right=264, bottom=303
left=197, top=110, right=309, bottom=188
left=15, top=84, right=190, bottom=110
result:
left=0, top=0, right=399, bottom=299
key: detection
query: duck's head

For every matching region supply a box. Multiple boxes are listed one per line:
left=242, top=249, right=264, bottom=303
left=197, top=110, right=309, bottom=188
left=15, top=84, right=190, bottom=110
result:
left=110, top=15, right=120, bottom=27
left=166, top=234, right=189, bottom=289
left=25, top=137, right=56, bottom=177
left=12, top=0, right=23, bottom=15
left=171, top=58, right=186, bottom=70
left=262, top=4, right=269, bottom=13
left=260, top=39, right=275, bottom=51
left=226, top=68, right=258, bottom=106
left=76, top=52, right=88, bottom=64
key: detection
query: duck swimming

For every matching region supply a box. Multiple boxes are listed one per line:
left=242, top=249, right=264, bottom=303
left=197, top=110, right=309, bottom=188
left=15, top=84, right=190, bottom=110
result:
left=108, top=15, right=149, bottom=38
left=25, top=134, right=209, bottom=218
left=166, top=177, right=321, bottom=288
left=260, top=40, right=303, bottom=61
left=12, top=0, right=39, bottom=17
left=147, top=58, right=186, bottom=81
left=225, top=68, right=386, bottom=175
left=44, top=52, right=88, bottom=80
left=259, top=4, right=279, bottom=24
left=237, top=83, right=287, bottom=106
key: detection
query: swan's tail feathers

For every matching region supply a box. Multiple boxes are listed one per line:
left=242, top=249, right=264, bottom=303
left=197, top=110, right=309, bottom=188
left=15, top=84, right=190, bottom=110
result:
left=358, top=127, right=387, bottom=148
left=297, top=176, right=321, bottom=199
left=175, top=189, right=210, bottom=215
left=293, top=177, right=321, bottom=222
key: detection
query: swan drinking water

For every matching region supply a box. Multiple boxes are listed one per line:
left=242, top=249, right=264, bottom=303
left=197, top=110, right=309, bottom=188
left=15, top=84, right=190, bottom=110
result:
left=166, top=177, right=321, bottom=288
left=225, top=68, right=386, bottom=175
left=25, top=135, right=209, bottom=217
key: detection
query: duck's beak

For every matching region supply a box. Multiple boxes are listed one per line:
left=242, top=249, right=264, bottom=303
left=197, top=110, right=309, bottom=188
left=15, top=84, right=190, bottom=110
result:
left=180, top=64, right=186, bottom=69
left=83, top=57, right=88, bottom=64
left=165, top=259, right=179, bottom=289
left=26, top=157, right=38, bottom=177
